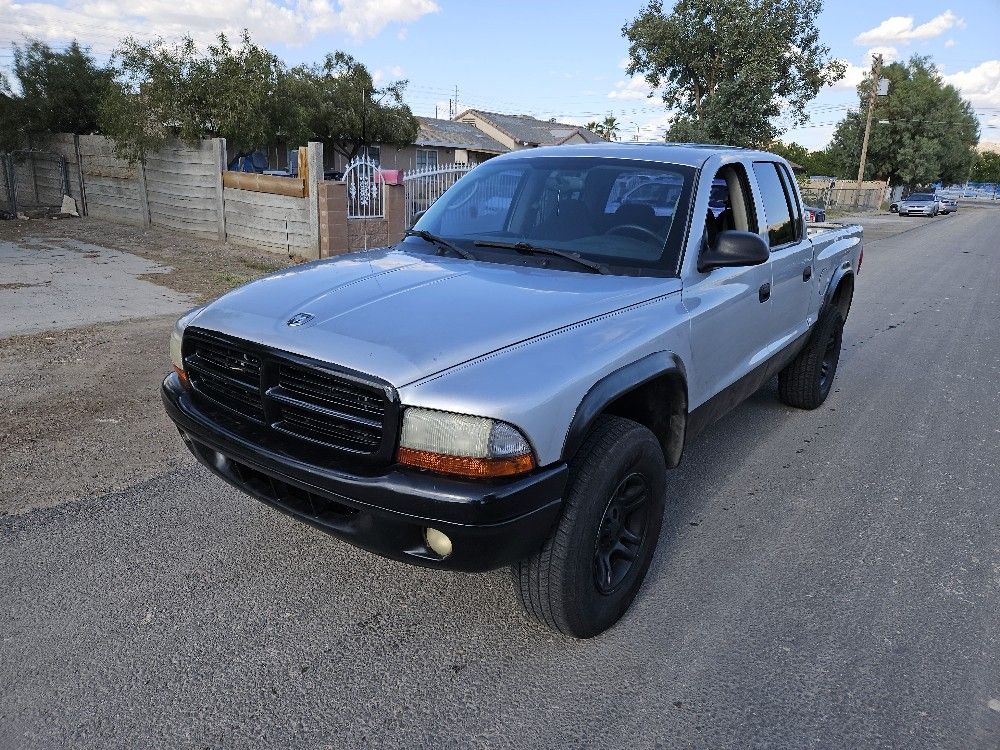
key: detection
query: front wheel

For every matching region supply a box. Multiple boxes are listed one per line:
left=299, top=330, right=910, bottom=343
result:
left=778, top=308, right=844, bottom=409
left=512, top=415, right=666, bottom=638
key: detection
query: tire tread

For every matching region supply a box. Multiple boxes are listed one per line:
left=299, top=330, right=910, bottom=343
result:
left=778, top=308, right=844, bottom=409
left=513, top=415, right=652, bottom=636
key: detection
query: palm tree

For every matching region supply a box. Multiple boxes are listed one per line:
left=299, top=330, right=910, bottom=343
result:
left=601, top=114, right=621, bottom=142
left=586, top=120, right=606, bottom=139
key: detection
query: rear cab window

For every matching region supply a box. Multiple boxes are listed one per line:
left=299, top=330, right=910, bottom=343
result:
left=752, top=162, right=800, bottom=249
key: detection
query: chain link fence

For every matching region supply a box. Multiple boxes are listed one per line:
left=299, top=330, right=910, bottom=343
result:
left=1, top=150, right=72, bottom=217
left=799, top=185, right=885, bottom=212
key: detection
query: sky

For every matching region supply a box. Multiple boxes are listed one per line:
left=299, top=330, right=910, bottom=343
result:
left=1, top=0, right=998, bottom=150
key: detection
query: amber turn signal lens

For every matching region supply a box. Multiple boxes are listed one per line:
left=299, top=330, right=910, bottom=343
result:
left=397, top=447, right=535, bottom=478
left=174, top=366, right=190, bottom=387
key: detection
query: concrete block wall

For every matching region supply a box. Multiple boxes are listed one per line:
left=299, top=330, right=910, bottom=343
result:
left=9, top=134, right=325, bottom=257
left=77, top=135, right=145, bottom=226
left=318, top=181, right=348, bottom=257
left=145, top=139, right=224, bottom=239
left=223, top=142, right=322, bottom=259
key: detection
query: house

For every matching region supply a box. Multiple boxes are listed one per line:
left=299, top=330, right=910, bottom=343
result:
left=325, top=117, right=507, bottom=173
left=454, top=109, right=605, bottom=150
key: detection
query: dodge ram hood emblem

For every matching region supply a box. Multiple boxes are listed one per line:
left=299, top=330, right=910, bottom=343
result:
left=286, top=312, right=315, bottom=327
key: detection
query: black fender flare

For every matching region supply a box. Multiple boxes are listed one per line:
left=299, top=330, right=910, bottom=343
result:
left=823, top=261, right=855, bottom=316
left=561, top=351, right=687, bottom=465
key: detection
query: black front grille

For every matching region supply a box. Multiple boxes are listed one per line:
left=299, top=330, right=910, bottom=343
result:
left=182, top=328, right=398, bottom=465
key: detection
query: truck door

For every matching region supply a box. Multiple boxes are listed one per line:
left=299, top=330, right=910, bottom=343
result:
left=751, top=161, right=816, bottom=349
left=683, top=163, right=774, bottom=409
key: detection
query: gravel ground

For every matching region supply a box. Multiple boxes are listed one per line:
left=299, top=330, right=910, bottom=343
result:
left=1, top=208, right=997, bottom=749
left=0, top=218, right=294, bottom=514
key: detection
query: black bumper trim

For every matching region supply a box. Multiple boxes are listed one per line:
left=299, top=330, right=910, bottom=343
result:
left=162, top=374, right=568, bottom=571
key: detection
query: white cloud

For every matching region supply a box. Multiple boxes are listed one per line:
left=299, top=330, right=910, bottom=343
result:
left=0, top=0, right=439, bottom=52
left=867, top=46, right=898, bottom=63
left=944, top=38, right=956, bottom=48
left=855, top=10, right=963, bottom=46
left=944, top=60, right=1000, bottom=107
left=829, top=48, right=894, bottom=91
left=632, top=112, right=673, bottom=141
left=389, top=65, right=404, bottom=77
left=608, top=76, right=657, bottom=100
left=829, top=61, right=866, bottom=90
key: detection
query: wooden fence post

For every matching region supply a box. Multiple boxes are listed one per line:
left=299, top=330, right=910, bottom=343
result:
left=213, top=138, right=227, bottom=241
left=137, top=158, right=151, bottom=228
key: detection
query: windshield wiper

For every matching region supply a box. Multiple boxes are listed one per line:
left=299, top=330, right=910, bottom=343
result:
left=405, top=229, right=477, bottom=260
left=472, top=240, right=608, bottom=274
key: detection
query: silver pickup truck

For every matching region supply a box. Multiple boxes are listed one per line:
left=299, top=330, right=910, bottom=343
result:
left=162, top=143, right=862, bottom=637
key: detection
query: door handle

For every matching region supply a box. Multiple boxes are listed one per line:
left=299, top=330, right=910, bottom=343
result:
left=803, top=266, right=812, bottom=281
left=759, top=283, right=771, bottom=303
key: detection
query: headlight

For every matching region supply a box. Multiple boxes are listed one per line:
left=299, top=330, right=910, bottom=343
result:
left=169, top=306, right=204, bottom=385
left=397, top=407, right=535, bottom=478
left=169, top=325, right=184, bottom=372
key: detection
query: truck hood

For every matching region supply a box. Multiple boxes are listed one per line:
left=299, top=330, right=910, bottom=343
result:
left=188, top=247, right=680, bottom=386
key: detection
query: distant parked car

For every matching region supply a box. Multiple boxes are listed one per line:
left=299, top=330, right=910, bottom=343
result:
left=804, top=205, right=826, bottom=223
left=935, top=195, right=958, bottom=214
left=897, top=193, right=939, bottom=217
left=889, top=201, right=899, bottom=213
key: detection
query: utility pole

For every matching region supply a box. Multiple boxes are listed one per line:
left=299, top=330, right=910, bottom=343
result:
left=856, top=53, right=883, bottom=202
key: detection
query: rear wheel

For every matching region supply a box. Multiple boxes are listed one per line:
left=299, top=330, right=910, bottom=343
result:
left=778, top=308, right=844, bottom=409
left=512, top=415, right=666, bottom=638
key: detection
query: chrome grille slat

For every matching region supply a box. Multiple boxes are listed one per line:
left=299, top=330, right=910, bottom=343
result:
left=277, top=365, right=385, bottom=419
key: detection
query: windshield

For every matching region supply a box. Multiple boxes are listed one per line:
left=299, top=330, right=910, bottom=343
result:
left=409, top=156, right=696, bottom=276
left=908, top=193, right=934, bottom=201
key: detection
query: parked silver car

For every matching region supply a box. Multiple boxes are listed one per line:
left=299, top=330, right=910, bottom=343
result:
left=897, top=193, right=939, bottom=216
left=936, top=195, right=958, bottom=214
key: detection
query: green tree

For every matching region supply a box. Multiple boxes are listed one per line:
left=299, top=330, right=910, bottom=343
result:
left=11, top=40, right=112, bottom=137
left=970, top=149, right=1000, bottom=184
left=768, top=141, right=844, bottom=177
left=827, top=56, right=979, bottom=187
left=100, top=32, right=286, bottom=162
left=585, top=114, right=622, bottom=141
left=283, top=52, right=418, bottom=161
left=0, top=73, right=22, bottom=151
left=585, top=120, right=605, bottom=139
left=601, top=114, right=621, bottom=141
left=622, top=0, right=844, bottom=147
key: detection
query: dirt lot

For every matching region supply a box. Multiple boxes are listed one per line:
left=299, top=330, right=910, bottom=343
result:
left=0, top=217, right=296, bottom=515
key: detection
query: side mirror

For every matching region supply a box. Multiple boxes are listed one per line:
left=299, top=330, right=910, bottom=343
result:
left=409, top=210, right=426, bottom=229
left=698, top=230, right=769, bottom=272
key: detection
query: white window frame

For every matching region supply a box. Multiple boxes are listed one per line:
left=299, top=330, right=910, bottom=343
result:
left=416, top=148, right=439, bottom=169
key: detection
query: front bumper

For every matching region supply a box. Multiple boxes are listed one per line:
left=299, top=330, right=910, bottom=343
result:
left=899, top=205, right=935, bottom=215
left=162, top=373, right=567, bottom=571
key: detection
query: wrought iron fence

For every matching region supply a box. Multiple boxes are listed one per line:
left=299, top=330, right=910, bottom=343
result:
left=343, top=153, right=384, bottom=219
left=403, top=162, right=478, bottom=226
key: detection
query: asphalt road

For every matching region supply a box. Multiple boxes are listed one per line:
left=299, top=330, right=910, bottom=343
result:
left=2, top=208, right=998, bottom=750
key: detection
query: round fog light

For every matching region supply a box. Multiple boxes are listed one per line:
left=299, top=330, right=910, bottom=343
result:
left=424, top=527, right=453, bottom=559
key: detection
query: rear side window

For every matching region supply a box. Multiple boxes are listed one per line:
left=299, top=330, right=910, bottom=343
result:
left=752, top=162, right=796, bottom=248
left=775, top=163, right=803, bottom=241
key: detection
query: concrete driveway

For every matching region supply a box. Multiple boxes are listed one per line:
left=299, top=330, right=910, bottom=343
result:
left=0, top=236, right=192, bottom=337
